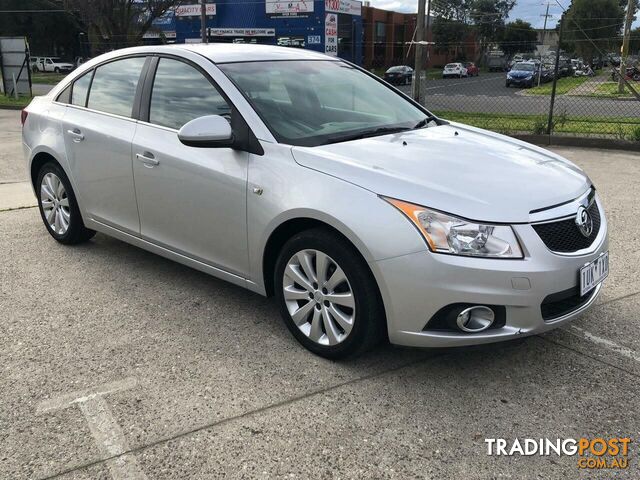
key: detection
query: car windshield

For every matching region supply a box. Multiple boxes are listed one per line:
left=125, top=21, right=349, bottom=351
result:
left=219, top=60, right=430, bottom=147
left=513, top=63, right=535, bottom=71
left=386, top=66, right=404, bottom=73
left=445, top=64, right=458, bottom=68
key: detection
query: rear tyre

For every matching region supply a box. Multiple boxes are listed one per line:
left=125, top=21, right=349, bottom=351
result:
left=274, top=228, right=385, bottom=359
left=54, top=67, right=60, bottom=73
left=36, top=162, right=95, bottom=245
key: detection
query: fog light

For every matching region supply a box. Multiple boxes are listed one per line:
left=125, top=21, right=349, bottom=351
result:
left=456, top=306, right=495, bottom=333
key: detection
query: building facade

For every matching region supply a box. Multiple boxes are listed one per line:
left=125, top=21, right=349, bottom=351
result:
left=146, top=0, right=362, bottom=64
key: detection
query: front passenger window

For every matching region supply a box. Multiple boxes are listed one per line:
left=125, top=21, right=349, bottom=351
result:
left=149, top=58, right=231, bottom=130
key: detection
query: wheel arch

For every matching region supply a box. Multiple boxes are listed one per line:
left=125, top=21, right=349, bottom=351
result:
left=262, top=216, right=377, bottom=299
left=30, top=151, right=61, bottom=190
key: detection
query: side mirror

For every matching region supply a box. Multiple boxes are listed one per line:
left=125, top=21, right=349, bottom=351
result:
left=177, top=115, right=234, bottom=148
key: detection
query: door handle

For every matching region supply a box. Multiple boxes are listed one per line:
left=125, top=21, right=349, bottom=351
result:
left=67, top=128, right=84, bottom=142
left=136, top=152, right=159, bottom=167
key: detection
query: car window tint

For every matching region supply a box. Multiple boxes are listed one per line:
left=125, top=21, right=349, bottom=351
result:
left=149, top=58, right=231, bottom=130
left=87, top=57, right=146, bottom=117
left=71, top=71, right=92, bottom=107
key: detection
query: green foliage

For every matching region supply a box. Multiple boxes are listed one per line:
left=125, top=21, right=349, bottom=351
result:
left=470, top=0, right=516, bottom=43
left=630, top=27, right=640, bottom=55
left=0, top=0, right=82, bottom=58
left=560, top=0, right=625, bottom=62
left=432, top=18, right=468, bottom=54
left=499, top=19, right=538, bottom=56
left=631, top=126, right=640, bottom=142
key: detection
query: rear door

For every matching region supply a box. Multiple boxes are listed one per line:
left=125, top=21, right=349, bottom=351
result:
left=131, top=56, right=250, bottom=276
left=61, top=56, right=149, bottom=234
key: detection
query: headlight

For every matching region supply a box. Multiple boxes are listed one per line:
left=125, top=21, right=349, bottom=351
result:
left=384, top=198, right=523, bottom=259
left=525, top=75, right=533, bottom=79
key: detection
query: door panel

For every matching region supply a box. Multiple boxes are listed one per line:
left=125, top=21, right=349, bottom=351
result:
left=131, top=57, right=249, bottom=276
left=61, top=56, right=148, bottom=234
left=62, top=108, right=140, bottom=233
left=132, top=124, right=249, bottom=276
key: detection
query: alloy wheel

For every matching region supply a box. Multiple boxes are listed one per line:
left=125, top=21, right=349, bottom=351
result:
left=282, top=249, right=355, bottom=346
left=40, top=172, right=70, bottom=235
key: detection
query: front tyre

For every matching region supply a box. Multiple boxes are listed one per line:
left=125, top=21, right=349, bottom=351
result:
left=36, top=162, right=95, bottom=245
left=274, top=228, right=384, bottom=359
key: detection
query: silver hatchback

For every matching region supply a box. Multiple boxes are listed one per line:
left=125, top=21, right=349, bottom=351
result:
left=22, top=44, right=608, bottom=359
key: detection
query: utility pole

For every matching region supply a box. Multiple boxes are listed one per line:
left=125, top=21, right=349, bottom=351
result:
left=537, top=2, right=552, bottom=86
left=412, top=0, right=427, bottom=102
left=425, top=0, right=432, bottom=80
left=201, top=0, right=208, bottom=43
left=618, top=0, right=635, bottom=93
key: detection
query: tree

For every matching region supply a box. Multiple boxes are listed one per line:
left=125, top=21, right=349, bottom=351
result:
left=470, top=0, right=516, bottom=44
left=64, top=0, right=186, bottom=53
left=431, top=0, right=470, bottom=23
left=560, top=0, right=625, bottom=62
left=0, top=0, right=83, bottom=58
left=499, top=19, right=538, bottom=57
left=469, top=0, right=516, bottom=61
left=432, top=18, right=469, bottom=60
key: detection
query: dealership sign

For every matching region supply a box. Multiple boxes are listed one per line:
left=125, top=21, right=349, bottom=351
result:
left=142, top=31, right=177, bottom=39
left=209, top=28, right=275, bottom=37
left=266, top=0, right=313, bottom=17
left=175, top=4, right=216, bottom=16
left=325, top=0, right=361, bottom=16
left=324, top=13, right=337, bottom=56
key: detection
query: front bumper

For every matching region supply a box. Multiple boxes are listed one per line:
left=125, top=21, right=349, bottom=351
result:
left=373, top=197, right=608, bottom=348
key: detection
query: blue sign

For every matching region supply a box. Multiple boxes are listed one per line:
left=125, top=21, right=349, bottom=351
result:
left=307, top=35, right=321, bottom=45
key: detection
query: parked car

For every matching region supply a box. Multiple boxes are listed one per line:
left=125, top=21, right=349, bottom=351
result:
left=487, top=56, right=507, bottom=72
left=506, top=62, right=537, bottom=88
left=22, top=44, right=609, bottom=359
left=539, top=64, right=555, bottom=83
left=463, top=62, right=479, bottom=76
left=383, top=65, right=413, bottom=85
left=33, top=57, right=74, bottom=73
left=442, top=63, right=467, bottom=78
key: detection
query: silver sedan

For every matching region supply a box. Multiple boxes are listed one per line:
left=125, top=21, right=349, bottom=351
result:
left=22, top=44, right=608, bottom=358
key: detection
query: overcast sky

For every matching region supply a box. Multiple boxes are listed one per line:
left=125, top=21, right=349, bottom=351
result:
left=368, top=0, right=640, bottom=29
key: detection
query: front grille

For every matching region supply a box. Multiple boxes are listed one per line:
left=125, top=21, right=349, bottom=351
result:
left=541, top=286, right=596, bottom=321
left=532, top=201, right=600, bottom=253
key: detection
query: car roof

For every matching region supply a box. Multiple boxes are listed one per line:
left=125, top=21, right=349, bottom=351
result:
left=169, top=43, right=332, bottom=63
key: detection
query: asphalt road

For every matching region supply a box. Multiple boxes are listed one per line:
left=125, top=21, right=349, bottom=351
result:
left=2, top=110, right=640, bottom=479
left=398, top=74, right=640, bottom=117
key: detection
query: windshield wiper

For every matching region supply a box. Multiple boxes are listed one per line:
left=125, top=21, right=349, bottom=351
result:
left=325, top=126, right=412, bottom=144
left=413, top=114, right=440, bottom=129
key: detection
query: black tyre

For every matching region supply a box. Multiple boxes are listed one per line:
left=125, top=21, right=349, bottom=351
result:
left=36, top=162, right=95, bottom=245
left=274, top=228, right=385, bottom=359
left=54, top=67, right=60, bottom=73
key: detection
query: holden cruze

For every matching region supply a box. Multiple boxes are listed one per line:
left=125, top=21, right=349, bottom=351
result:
left=22, top=44, right=608, bottom=359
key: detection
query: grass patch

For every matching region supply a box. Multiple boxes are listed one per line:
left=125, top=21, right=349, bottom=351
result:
left=0, top=94, right=33, bottom=108
left=588, top=82, right=635, bottom=98
left=526, top=76, right=589, bottom=95
left=432, top=110, right=640, bottom=141
left=31, top=72, right=66, bottom=85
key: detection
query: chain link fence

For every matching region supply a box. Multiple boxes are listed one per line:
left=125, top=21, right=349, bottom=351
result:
left=401, top=56, right=640, bottom=145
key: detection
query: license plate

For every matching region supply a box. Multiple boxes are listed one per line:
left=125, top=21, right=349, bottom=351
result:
left=580, top=252, right=609, bottom=297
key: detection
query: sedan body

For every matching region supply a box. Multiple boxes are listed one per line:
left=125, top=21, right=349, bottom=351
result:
left=506, top=62, right=537, bottom=88
left=442, top=63, right=468, bottom=78
left=383, top=65, right=413, bottom=85
left=463, top=62, right=479, bottom=76
left=22, top=45, right=608, bottom=358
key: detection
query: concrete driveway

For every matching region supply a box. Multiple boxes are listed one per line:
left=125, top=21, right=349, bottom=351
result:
left=1, top=109, right=639, bottom=479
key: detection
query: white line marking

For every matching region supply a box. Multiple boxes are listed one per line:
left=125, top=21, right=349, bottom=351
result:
left=37, top=377, right=147, bottom=480
left=568, top=326, right=640, bottom=363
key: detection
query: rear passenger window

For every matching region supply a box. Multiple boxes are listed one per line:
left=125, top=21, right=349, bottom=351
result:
left=87, top=57, right=146, bottom=117
left=71, top=71, right=92, bottom=107
left=149, top=58, right=231, bottom=130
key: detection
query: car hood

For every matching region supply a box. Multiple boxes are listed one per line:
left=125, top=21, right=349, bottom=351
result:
left=291, top=124, right=590, bottom=223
